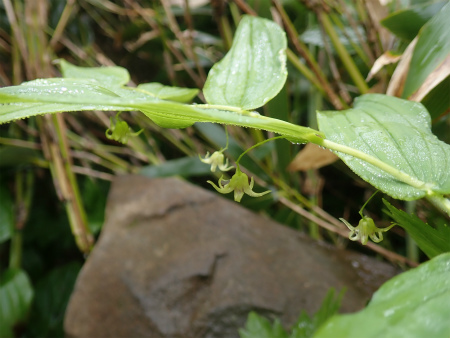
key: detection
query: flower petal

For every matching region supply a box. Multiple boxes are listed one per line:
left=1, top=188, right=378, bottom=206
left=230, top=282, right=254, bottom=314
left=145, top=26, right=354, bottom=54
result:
left=218, top=158, right=234, bottom=172
left=234, top=189, right=245, bottom=202
left=207, top=179, right=233, bottom=194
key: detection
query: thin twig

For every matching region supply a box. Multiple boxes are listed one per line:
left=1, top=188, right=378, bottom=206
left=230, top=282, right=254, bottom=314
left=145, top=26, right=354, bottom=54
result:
left=232, top=0, right=257, bottom=16
left=72, top=166, right=115, bottom=181
left=0, top=137, right=41, bottom=150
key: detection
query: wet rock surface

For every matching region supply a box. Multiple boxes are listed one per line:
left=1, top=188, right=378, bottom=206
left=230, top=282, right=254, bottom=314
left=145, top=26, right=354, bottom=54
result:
left=64, top=175, right=397, bottom=338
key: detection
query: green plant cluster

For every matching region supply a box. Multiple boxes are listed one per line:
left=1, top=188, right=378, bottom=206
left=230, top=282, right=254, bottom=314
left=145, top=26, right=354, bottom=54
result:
left=0, top=0, right=449, bottom=337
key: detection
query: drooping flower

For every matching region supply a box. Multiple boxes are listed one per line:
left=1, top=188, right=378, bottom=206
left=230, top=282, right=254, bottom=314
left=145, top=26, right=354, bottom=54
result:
left=106, top=113, right=143, bottom=144
left=207, top=168, right=271, bottom=202
left=200, top=151, right=233, bottom=172
left=340, top=216, right=395, bottom=245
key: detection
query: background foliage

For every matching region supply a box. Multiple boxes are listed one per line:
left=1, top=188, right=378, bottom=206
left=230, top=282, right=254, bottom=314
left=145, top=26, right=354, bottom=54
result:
left=0, top=0, right=448, bottom=336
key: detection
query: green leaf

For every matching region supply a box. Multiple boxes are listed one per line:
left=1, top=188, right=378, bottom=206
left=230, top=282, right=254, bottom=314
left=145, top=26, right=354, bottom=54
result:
left=0, top=184, right=14, bottom=243
left=383, top=199, right=450, bottom=258
left=239, top=312, right=288, bottom=338
left=0, top=268, right=34, bottom=337
left=317, top=94, right=450, bottom=200
left=290, top=288, right=344, bottom=338
left=238, top=289, right=344, bottom=338
left=0, top=78, right=122, bottom=103
left=381, top=1, right=447, bottom=41
left=137, top=82, right=199, bottom=103
left=314, top=253, right=450, bottom=338
left=57, top=59, right=130, bottom=86
left=203, top=15, right=287, bottom=110
left=0, top=79, right=132, bottom=124
left=0, top=78, right=322, bottom=143
left=402, top=2, right=450, bottom=98
left=139, top=108, right=196, bottom=129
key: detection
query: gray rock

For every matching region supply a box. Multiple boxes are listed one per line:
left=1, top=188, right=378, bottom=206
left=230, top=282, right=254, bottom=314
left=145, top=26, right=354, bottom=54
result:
left=64, top=175, right=397, bottom=338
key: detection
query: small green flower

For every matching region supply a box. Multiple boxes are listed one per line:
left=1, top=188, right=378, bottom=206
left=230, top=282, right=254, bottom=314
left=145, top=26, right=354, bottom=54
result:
left=340, top=216, right=395, bottom=245
left=207, top=168, right=270, bottom=202
left=106, top=112, right=143, bottom=144
left=200, top=151, right=233, bottom=172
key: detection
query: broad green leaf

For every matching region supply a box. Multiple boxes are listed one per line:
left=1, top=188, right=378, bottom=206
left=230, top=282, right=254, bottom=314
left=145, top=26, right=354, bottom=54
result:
left=317, top=94, right=450, bottom=200
left=0, top=185, right=14, bottom=243
left=0, top=101, right=119, bottom=123
left=138, top=82, right=199, bottom=103
left=139, top=108, right=196, bottom=129
left=203, top=15, right=287, bottom=110
left=0, top=78, right=323, bottom=143
left=1, top=78, right=122, bottom=102
left=0, top=79, right=133, bottom=124
left=383, top=199, right=450, bottom=258
left=239, top=312, right=288, bottom=338
left=57, top=59, right=130, bottom=86
left=0, top=268, right=34, bottom=337
left=381, top=1, right=447, bottom=41
left=314, top=253, right=450, bottom=338
left=402, top=2, right=450, bottom=98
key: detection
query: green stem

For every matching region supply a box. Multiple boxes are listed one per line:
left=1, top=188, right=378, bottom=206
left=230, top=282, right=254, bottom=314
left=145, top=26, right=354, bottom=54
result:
left=224, top=126, right=229, bottom=150
left=320, top=139, right=431, bottom=191
left=426, top=195, right=450, bottom=218
left=319, top=12, right=370, bottom=94
left=9, top=231, right=22, bottom=269
left=52, top=114, right=93, bottom=253
left=359, top=190, right=379, bottom=217
left=195, top=104, right=247, bottom=113
left=219, top=14, right=233, bottom=50
left=6, top=89, right=449, bottom=216
left=236, top=136, right=286, bottom=165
